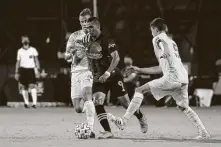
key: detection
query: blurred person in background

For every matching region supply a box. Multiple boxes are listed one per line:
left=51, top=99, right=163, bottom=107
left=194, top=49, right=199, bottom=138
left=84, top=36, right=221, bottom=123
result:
left=122, top=55, right=140, bottom=99
left=15, top=35, right=40, bottom=108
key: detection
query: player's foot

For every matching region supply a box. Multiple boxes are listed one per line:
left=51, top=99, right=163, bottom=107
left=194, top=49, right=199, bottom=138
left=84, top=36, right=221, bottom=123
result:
left=97, top=131, right=114, bottom=139
left=24, top=104, right=29, bottom=108
left=195, top=130, right=210, bottom=140
left=90, top=132, right=95, bottom=138
left=32, top=105, right=37, bottom=109
left=107, top=113, right=124, bottom=130
left=138, top=115, right=148, bottom=133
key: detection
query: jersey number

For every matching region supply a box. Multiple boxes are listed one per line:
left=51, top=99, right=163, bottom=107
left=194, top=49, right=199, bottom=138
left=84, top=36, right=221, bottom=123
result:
left=118, top=81, right=126, bottom=92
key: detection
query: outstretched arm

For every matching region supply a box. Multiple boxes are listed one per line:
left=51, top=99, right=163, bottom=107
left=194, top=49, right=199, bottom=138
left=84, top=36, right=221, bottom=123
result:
left=132, top=66, right=162, bottom=75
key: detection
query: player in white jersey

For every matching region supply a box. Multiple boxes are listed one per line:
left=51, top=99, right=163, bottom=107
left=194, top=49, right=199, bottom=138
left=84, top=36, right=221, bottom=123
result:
left=108, top=18, right=210, bottom=139
left=64, top=8, right=95, bottom=138
left=15, top=35, right=40, bottom=108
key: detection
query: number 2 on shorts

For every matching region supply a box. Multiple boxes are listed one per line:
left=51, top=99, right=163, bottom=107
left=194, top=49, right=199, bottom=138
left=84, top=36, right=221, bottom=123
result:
left=118, top=81, right=126, bottom=92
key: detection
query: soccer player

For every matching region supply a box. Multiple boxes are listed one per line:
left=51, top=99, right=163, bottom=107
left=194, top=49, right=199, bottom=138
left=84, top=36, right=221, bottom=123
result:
left=82, top=17, right=148, bottom=139
left=64, top=8, right=95, bottom=138
left=15, top=35, right=40, bottom=108
left=108, top=18, right=210, bottom=139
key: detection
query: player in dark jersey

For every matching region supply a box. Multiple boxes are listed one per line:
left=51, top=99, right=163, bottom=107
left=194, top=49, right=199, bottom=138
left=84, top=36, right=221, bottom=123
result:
left=81, top=17, right=148, bottom=139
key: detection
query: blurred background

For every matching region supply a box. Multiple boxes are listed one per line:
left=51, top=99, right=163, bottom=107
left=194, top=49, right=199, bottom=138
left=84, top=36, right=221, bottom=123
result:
left=0, top=0, right=221, bottom=107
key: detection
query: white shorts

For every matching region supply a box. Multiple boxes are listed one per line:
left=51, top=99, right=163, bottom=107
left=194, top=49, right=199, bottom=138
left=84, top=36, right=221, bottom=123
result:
left=148, top=76, right=189, bottom=107
left=71, top=70, right=93, bottom=99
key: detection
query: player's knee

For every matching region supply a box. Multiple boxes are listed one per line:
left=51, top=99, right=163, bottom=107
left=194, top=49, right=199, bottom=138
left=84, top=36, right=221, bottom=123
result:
left=94, top=96, right=105, bottom=106
left=20, top=84, right=26, bottom=90
left=135, top=87, right=144, bottom=94
left=135, top=84, right=151, bottom=94
left=82, top=87, right=92, bottom=101
left=29, top=84, right=36, bottom=89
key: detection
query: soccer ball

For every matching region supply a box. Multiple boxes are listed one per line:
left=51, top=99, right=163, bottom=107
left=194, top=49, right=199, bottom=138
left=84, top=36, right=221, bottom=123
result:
left=74, top=123, right=92, bottom=139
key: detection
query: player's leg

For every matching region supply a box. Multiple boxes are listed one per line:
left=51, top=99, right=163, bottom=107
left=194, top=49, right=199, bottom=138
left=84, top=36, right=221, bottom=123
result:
left=81, top=71, right=95, bottom=133
left=112, top=76, right=148, bottom=133
left=108, top=78, right=166, bottom=129
left=93, top=82, right=113, bottom=138
left=28, top=69, right=38, bottom=108
left=19, top=68, right=29, bottom=108
left=20, top=84, right=29, bottom=108
left=174, top=84, right=210, bottom=139
left=72, top=98, right=84, bottom=113
left=71, top=72, right=84, bottom=112
left=117, top=94, right=148, bottom=133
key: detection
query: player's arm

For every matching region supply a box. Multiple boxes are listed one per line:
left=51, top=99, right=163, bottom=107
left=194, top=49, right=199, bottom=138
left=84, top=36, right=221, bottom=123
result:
left=99, top=41, right=120, bottom=83
left=133, top=66, right=162, bottom=75
left=107, top=50, right=120, bottom=73
left=139, top=66, right=162, bottom=74
left=33, top=48, right=40, bottom=72
left=65, top=33, right=76, bottom=61
left=34, top=56, right=40, bottom=72
left=15, top=50, right=21, bottom=74
left=123, top=72, right=137, bottom=83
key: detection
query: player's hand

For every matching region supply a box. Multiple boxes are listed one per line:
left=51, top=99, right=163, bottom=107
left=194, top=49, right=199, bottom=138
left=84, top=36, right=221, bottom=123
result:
left=81, top=34, right=92, bottom=48
left=129, top=66, right=140, bottom=73
left=15, top=73, right=20, bottom=81
left=99, top=72, right=111, bottom=83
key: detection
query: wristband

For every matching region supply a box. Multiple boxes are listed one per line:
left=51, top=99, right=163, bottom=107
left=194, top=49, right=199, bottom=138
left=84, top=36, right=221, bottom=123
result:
left=64, top=52, right=71, bottom=57
left=105, top=71, right=111, bottom=77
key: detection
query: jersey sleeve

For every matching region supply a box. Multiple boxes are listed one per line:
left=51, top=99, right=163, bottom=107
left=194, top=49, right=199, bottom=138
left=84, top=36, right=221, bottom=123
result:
left=16, top=49, right=21, bottom=61
left=66, top=32, right=77, bottom=53
left=108, top=39, right=118, bottom=54
left=153, top=37, right=164, bottom=51
left=32, top=47, right=39, bottom=56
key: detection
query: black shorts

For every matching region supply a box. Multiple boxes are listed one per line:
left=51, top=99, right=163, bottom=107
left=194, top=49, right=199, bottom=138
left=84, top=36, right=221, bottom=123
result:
left=19, top=67, right=36, bottom=87
left=92, top=73, right=127, bottom=98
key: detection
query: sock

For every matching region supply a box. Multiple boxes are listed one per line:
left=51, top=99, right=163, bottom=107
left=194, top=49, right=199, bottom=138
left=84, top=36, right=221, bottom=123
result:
left=133, top=109, right=144, bottom=120
left=84, top=100, right=95, bottom=131
left=95, top=105, right=111, bottom=132
left=183, top=107, right=206, bottom=132
left=119, top=98, right=143, bottom=120
left=123, top=92, right=144, bottom=123
left=31, top=88, right=37, bottom=105
left=22, top=90, right=29, bottom=105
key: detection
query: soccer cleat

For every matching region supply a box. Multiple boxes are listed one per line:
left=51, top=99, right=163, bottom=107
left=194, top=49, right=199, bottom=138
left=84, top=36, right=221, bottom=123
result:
left=138, top=115, right=148, bottom=133
left=97, top=131, right=113, bottom=139
left=24, top=104, right=29, bottom=108
left=195, top=130, right=210, bottom=140
left=107, top=113, right=124, bottom=130
left=90, top=132, right=95, bottom=138
left=32, top=105, right=37, bottom=109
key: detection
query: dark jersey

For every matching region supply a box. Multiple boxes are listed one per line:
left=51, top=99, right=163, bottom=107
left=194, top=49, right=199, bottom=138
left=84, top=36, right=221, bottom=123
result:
left=86, top=33, right=118, bottom=82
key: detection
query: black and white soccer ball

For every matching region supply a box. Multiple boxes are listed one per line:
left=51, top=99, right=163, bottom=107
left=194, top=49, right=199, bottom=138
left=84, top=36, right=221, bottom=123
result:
left=74, top=123, right=92, bottom=139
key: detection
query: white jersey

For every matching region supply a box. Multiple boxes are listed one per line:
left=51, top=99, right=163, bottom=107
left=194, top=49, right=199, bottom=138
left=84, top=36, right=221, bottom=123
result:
left=152, top=32, right=188, bottom=84
left=17, top=47, right=38, bottom=68
left=66, top=30, right=89, bottom=73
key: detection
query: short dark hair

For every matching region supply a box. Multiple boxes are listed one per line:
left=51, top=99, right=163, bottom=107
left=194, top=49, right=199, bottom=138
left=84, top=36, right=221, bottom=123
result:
left=79, top=8, right=92, bottom=17
left=21, top=35, right=30, bottom=41
left=87, top=17, right=100, bottom=28
left=150, top=18, right=168, bottom=32
left=124, top=54, right=132, bottom=59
